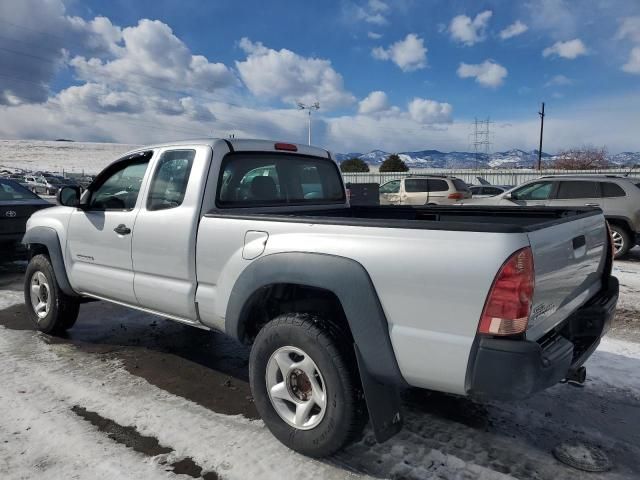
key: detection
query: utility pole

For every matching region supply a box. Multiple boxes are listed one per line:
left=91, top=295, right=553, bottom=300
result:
left=297, top=102, right=320, bottom=145
left=537, top=102, right=545, bottom=171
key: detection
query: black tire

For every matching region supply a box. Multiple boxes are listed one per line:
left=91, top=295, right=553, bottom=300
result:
left=249, top=313, right=365, bottom=457
left=609, top=224, right=631, bottom=259
left=24, top=254, right=79, bottom=334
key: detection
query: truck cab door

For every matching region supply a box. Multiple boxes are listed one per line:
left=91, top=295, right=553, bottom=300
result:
left=501, top=180, right=554, bottom=207
left=132, top=147, right=207, bottom=321
left=66, top=153, right=152, bottom=304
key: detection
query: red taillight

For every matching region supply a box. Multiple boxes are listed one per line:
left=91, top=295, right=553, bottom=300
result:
left=478, top=247, right=535, bottom=336
left=448, top=192, right=464, bottom=200
left=275, top=142, right=297, bottom=152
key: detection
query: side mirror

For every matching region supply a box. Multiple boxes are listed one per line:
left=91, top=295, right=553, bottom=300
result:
left=57, top=185, right=81, bottom=207
left=503, top=192, right=513, bottom=200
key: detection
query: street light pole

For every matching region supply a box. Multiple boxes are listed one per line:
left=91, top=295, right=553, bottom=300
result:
left=297, top=102, right=320, bottom=145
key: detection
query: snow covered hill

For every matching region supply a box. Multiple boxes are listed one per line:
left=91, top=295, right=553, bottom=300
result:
left=336, top=148, right=640, bottom=169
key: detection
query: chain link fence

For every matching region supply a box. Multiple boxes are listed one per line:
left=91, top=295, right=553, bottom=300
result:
left=342, top=168, right=640, bottom=187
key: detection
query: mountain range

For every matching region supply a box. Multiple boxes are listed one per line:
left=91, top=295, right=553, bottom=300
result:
left=334, top=149, right=640, bottom=169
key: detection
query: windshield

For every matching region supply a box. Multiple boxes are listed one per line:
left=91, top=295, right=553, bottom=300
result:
left=0, top=179, right=40, bottom=201
left=217, top=153, right=345, bottom=207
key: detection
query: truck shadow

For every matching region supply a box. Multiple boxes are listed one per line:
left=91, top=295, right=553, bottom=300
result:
left=1, top=297, right=639, bottom=480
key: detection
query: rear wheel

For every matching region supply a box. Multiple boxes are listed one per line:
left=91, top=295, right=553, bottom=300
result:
left=249, top=313, right=365, bottom=457
left=24, top=254, right=79, bottom=334
left=609, top=224, right=631, bottom=259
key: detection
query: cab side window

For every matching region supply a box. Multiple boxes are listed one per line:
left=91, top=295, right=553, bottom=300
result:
left=556, top=181, right=599, bottom=199
left=404, top=179, right=429, bottom=192
left=147, top=150, right=196, bottom=211
left=380, top=180, right=400, bottom=194
left=512, top=181, right=553, bottom=200
left=427, top=179, right=448, bottom=192
left=89, top=152, right=152, bottom=210
left=601, top=182, right=626, bottom=198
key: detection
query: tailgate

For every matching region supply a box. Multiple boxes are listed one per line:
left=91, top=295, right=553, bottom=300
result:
left=526, top=213, right=608, bottom=341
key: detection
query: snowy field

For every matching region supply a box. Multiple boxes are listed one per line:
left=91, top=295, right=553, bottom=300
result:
left=0, top=139, right=139, bottom=174
left=0, top=254, right=639, bottom=479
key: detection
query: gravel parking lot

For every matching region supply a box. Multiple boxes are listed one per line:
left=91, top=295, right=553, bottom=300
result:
left=1, top=252, right=639, bottom=480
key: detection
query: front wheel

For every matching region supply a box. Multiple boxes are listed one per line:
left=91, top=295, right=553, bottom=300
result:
left=609, top=225, right=631, bottom=259
left=249, top=314, right=365, bottom=457
left=24, top=254, right=79, bottom=334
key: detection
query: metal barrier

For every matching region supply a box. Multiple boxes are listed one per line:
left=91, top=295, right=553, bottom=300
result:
left=342, top=168, right=640, bottom=186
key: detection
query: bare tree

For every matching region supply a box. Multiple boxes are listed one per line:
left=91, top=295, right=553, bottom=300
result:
left=550, top=146, right=610, bottom=170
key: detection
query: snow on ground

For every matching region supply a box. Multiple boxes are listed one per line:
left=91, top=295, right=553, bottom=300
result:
left=0, top=139, right=139, bottom=174
left=0, top=324, right=513, bottom=480
left=1, top=254, right=639, bottom=479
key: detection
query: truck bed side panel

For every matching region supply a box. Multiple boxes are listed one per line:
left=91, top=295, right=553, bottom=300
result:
left=195, top=216, right=529, bottom=394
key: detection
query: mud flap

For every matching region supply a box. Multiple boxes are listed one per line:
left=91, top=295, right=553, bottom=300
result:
left=354, top=344, right=403, bottom=442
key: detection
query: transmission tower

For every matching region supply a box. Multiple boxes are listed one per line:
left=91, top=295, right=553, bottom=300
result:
left=472, top=117, right=492, bottom=169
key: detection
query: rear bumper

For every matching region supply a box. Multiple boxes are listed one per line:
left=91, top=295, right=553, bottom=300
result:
left=467, top=276, right=619, bottom=400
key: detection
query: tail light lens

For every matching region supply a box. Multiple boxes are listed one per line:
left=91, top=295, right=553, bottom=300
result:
left=448, top=192, right=464, bottom=200
left=478, top=247, right=535, bottom=336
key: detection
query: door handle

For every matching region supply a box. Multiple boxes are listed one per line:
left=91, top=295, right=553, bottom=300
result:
left=114, top=224, right=131, bottom=235
left=584, top=203, right=600, bottom=207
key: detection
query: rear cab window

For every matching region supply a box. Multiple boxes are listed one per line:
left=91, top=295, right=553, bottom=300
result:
left=217, top=153, right=344, bottom=207
left=147, top=150, right=195, bottom=210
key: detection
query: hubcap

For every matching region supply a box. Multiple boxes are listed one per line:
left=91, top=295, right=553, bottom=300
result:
left=30, top=271, right=51, bottom=320
left=265, top=346, right=327, bottom=430
left=611, top=230, right=624, bottom=255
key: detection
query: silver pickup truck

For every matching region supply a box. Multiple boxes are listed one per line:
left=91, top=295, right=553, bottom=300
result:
left=22, top=138, right=619, bottom=457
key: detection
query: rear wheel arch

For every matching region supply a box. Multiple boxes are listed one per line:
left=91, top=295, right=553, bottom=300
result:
left=225, top=252, right=405, bottom=387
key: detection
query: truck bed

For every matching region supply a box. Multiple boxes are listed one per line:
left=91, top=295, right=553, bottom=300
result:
left=206, top=205, right=601, bottom=233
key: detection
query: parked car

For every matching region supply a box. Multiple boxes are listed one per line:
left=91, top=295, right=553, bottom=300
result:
left=467, top=175, right=640, bottom=258
left=379, top=175, right=471, bottom=205
left=470, top=185, right=509, bottom=198
left=0, top=179, right=51, bottom=259
left=24, top=175, right=73, bottom=195
left=23, top=139, right=618, bottom=458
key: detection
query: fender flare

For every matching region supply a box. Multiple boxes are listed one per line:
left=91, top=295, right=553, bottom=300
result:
left=22, top=227, right=78, bottom=297
left=226, top=252, right=404, bottom=386
left=226, top=252, right=405, bottom=441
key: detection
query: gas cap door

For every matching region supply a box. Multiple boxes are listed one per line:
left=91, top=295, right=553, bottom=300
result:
left=243, top=231, right=269, bottom=260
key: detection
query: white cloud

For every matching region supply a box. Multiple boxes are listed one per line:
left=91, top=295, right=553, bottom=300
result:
left=457, top=60, right=508, bottom=88
left=354, top=0, right=390, bottom=25
left=71, top=20, right=235, bottom=95
left=407, top=98, right=452, bottom=124
left=449, top=10, right=492, bottom=46
left=616, top=16, right=640, bottom=43
left=367, top=31, right=382, bottom=39
left=371, top=34, right=427, bottom=71
left=358, top=91, right=389, bottom=114
left=499, top=20, right=528, bottom=40
left=622, top=47, right=640, bottom=74
left=235, top=38, right=355, bottom=109
left=545, top=74, right=572, bottom=86
left=542, top=39, right=588, bottom=59
left=526, top=0, right=577, bottom=39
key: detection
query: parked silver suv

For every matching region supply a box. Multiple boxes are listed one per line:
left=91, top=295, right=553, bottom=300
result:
left=470, top=175, right=640, bottom=258
left=379, top=175, right=471, bottom=205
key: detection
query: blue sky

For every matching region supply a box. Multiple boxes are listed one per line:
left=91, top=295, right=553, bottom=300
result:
left=0, top=0, right=639, bottom=153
